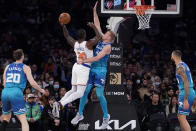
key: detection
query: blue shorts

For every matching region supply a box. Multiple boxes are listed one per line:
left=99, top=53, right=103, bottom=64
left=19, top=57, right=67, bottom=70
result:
left=1, top=87, right=26, bottom=115
left=87, top=67, right=107, bottom=88
left=178, top=89, right=196, bottom=115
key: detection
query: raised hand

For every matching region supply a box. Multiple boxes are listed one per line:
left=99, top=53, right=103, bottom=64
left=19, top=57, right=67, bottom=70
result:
left=93, top=1, right=98, bottom=12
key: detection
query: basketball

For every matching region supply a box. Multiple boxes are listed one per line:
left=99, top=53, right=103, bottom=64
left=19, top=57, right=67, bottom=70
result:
left=59, top=13, right=71, bottom=24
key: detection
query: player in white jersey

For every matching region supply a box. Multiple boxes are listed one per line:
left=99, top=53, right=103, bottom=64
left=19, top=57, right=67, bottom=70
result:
left=57, top=22, right=101, bottom=108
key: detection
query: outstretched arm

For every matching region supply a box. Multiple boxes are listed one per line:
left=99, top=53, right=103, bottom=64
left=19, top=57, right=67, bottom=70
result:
left=24, top=65, right=45, bottom=94
left=176, top=66, right=189, bottom=100
left=82, top=45, right=111, bottom=63
left=86, top=22, right=102, bottom=50
left=93, top=1, right=104, bottom=36
left=61, top=24, right=76, bottom=48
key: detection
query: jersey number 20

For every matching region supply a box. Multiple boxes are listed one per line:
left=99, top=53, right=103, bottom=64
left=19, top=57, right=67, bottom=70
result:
left=6, top=73, right=21, bottom=83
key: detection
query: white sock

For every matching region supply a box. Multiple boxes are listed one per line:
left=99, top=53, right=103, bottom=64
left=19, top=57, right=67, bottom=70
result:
left=61, top=85, right=86, bottom=106
left=60, top=86, right=77, bottom=103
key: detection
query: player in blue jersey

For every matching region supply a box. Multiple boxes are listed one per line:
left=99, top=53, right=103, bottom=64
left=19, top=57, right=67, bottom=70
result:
left=171, top=50, right=196, bottom=131
left=71, top=2, right=116, bottom=129
left=0, top=49, right=46, bottom=131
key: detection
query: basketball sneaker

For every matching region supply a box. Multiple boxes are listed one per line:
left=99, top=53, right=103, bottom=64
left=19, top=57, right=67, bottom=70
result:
left=71, top=113, right=84, bottom=125
left=100, top=114, right=110, bottom=129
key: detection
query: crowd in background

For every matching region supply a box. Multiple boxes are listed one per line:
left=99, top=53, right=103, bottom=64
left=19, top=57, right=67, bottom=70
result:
left=121, top=0, right=196, bottom=129
left=0, top=0, right=196, bottom=130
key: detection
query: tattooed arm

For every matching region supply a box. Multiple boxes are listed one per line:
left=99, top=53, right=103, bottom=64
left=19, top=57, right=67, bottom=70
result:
left=176, top=66, right=189, bottom=100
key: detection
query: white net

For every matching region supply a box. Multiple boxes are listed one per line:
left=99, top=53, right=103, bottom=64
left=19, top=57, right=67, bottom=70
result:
left=134, top=5, right=154, bottom=30
left=136, top=13, right=152, bottom=30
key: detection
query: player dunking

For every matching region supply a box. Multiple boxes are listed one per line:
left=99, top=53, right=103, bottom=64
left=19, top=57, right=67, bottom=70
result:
left=71, top=2, right=116, bottom=129
left=171, top=50, right=196, bottom=131
left=0, top=49, right=46, bottom=131
left=58, top=21, right=101, bottom=108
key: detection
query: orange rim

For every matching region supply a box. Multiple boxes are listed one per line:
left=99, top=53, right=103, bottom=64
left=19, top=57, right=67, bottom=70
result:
left=134, top=5, right=154, bottom=15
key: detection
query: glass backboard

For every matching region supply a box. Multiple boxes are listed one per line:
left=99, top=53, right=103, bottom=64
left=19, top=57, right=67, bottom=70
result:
left=99, top=0, right=182, bottom=16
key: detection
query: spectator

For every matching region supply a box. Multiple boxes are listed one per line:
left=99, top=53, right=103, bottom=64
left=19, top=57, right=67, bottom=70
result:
left=31, top=64, right=40, bottom=80
left=138, top=79, right=151, bottom=101
left=44, top=57, right=55, bottom=73
left=25, top=94, right=42, bottom=131
left=24, top=87, right=32, bottom=96
left=165, top=95, right=178, bottom=116
left=53, top=81, right=60, bottom=100
left=167, top=87, right=174, bottom=104
left=141, top=93, right=165, bottom=130
left=154, top=76, right=161, bottom=88
left=146, top=93, right=165, bottom=116
left=41, top=87, right=51, bottom=106
left=126, top=79, right=133, bottom=93
left=48, top=77, right=55, bottom=87
left=41, top=72, right=50, bottom=88
left=45, top=76, right=55, bottom=95
left=59, top=87, right=67, bottom=100
left=41, top=96, right=60, bottom=131
left=34, top=93, right=43, bottom=109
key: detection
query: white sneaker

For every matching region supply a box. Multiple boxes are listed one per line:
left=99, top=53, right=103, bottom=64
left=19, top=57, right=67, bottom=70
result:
left=101, top=114, right=110, bottom=129
left=71, top=112, right=84, bottom=125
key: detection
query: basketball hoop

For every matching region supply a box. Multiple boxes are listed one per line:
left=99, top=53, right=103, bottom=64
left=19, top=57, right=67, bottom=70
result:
left=134, top=5, right=154, bottom=30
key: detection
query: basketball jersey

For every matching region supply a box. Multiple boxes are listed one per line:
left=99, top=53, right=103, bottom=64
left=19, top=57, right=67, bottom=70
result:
left=74, top=41, right=93, bottom=66
left=5, top=62, right=27, bottom=91
left=176, top=62, right=194, bottom=91
left=91, top=41, right=112, bottom=69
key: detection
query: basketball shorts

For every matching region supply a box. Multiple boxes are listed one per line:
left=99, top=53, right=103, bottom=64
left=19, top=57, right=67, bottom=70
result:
left=1, top=87, right=26, bottom=115
left=87, top=67, right=107, bottom=88
left=178, top=88, right=196, bottom=115
left=72, top=63, right=91, bottom=86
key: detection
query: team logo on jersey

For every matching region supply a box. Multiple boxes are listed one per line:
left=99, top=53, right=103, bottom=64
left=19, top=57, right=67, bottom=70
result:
left=110, top=73, right=121, bottom=85
left=101, top=79, right=105, bottom=84
left=17, top=108, right=26, bottom=113
left=178, top=102, right=184, bottom=108
left=76, top=47, right=84, bottom=51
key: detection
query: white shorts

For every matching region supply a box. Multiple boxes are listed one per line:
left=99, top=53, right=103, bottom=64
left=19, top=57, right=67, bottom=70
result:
left=72, top=63, right=90, bottom=86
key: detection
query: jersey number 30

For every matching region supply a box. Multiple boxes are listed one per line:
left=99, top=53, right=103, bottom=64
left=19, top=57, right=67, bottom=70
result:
left=6, top=73, right=21, bottom=83
left=77, top=52, right=87, bottom=60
